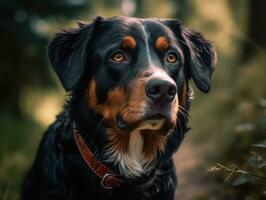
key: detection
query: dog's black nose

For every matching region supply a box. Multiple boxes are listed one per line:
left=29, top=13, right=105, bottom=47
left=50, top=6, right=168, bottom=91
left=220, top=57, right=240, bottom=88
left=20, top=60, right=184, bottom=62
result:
left=145, top=79, right=177, bottom=103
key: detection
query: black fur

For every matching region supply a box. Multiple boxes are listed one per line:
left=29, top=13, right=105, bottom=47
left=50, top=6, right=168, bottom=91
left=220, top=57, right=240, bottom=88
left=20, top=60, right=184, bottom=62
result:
left=21, top=16, right=216, bottom=200
left=161, top=19, right=217, bottom=92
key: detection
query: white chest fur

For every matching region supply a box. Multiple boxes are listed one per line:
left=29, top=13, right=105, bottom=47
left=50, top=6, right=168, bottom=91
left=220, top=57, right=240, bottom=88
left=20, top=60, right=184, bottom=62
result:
left=115, top=119, right=165, bottom=177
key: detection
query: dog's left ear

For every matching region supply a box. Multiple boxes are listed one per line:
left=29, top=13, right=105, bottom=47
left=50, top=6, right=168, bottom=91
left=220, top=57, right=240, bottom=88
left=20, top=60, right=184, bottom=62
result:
left=162, top=20, right=217, bottom=93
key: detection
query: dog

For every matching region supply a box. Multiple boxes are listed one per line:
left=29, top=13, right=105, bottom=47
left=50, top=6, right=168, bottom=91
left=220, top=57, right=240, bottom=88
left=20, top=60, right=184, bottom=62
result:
left=21, top=16, right=216, bottom=200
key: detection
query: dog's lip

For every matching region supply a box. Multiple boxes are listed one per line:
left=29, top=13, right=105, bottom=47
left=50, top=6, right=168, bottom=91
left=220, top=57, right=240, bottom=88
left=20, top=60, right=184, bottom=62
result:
left=144, top=113, right=166, bottom=120
left=116, top=113, right=171, bottom=132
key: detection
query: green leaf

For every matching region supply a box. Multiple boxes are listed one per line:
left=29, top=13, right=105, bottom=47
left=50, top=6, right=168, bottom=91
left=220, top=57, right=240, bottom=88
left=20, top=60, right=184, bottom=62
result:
left=249, top=152, right=264, bottom=168
left=259, top=161, right=266, bottom=169
left=232, top=174, right=256, bottom=186
left=253, top=144, right=266, bottom=148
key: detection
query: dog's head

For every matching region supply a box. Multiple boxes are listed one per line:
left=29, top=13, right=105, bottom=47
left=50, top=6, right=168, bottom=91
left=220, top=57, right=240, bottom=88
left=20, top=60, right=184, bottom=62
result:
left=49, top=16, right=216, bottom=177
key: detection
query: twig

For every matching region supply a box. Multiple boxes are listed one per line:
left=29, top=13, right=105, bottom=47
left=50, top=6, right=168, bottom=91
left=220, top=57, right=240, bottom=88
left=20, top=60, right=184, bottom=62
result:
left=208, top=163, right=266, bottom=181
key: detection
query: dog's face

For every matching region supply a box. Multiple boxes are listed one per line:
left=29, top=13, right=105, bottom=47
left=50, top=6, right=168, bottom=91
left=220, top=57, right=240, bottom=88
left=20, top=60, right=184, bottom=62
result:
left=49, top=16, right=216, bottom=177
left=87, top=18, right=185, bottom=132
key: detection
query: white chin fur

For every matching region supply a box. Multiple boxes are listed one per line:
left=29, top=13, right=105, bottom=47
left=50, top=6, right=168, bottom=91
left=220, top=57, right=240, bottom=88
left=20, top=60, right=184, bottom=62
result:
left=138, top=119, right=165, bottom=130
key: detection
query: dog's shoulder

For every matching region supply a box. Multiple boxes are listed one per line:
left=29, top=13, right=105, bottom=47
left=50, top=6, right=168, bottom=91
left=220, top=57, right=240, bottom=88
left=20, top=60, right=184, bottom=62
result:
left=21, top=110, right=73, bottom=199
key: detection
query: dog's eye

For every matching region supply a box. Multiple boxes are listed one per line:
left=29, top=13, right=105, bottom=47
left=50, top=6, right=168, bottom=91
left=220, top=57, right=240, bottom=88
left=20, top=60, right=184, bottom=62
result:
left=111, top=52, right=126, bottom=63
left=166, top=52, right=178, bottom=64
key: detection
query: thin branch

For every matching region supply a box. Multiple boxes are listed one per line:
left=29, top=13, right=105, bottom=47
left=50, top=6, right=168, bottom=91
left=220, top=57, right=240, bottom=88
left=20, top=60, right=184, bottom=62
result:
left=208, top=163, right=266, bottom=181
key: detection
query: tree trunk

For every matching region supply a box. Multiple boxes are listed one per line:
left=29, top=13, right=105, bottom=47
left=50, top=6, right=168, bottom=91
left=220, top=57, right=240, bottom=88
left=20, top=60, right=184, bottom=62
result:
left=241, top=0, right=266, bottom=62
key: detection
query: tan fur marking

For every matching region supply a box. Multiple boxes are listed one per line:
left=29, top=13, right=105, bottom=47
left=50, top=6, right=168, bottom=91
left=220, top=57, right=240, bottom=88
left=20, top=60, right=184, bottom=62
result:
left=121, top=36, right=136, bottom=49
left=142, top=130, right=167, bottom=162
left=86, top=78, right=97, bottom=108
left=106, top=127, right=129, bottom=154
left=88, top=87, right=128, bottom=121
left=171, top=98, right=178, bottom=127
left=155, top=36, right=169, bottom=51
left=105, top=87, right=128, bottom=120
left=180, top=80, right=187, bottom=109
left=122, top=79, right=146, bottom=125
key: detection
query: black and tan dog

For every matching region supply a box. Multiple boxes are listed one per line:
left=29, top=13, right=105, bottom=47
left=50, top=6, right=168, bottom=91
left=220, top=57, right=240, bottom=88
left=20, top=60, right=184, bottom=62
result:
left=22, top=16, right=216, bottom=200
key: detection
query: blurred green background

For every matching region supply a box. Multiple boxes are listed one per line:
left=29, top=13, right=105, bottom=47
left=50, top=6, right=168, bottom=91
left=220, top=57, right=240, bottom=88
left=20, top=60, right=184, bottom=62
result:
left=0, top=0, right=266, bottom=199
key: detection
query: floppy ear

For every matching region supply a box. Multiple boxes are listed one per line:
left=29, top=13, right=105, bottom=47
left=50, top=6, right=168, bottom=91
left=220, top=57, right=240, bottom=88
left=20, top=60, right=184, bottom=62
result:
left=181, top=27, right=217, bottom=92
left=162, top=19, right=217, bottom=93
left=48, top=17, right=102, bottom=91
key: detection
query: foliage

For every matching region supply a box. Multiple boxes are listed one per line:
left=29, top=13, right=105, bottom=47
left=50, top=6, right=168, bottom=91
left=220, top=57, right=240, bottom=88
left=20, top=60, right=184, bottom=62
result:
left=207, top=100, right=266, bottom=199
left=0, top=0, right=91, bottom=117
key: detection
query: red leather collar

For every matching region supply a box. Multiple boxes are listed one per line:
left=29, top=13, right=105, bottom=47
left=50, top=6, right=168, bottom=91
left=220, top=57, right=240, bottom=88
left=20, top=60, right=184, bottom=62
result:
left=73, top=127, right=123, bottom=189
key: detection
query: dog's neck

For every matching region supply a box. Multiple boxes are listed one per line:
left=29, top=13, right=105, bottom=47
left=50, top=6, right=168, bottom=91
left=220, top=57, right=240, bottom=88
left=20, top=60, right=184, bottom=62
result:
left=68, top=89, right=189, bottom=179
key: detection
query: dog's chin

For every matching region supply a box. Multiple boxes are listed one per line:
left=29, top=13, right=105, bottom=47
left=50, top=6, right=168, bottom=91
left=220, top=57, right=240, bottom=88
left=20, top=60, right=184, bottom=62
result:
left=116, top=113, right=175, bottom=134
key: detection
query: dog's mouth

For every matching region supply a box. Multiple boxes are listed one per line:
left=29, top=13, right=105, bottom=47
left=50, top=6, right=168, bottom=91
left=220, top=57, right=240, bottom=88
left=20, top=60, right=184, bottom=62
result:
left=116, top=113, right=174, bottom=134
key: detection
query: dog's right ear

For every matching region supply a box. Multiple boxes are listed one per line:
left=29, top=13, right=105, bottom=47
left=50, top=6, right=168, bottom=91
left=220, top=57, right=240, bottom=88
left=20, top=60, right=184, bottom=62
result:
left=48, top=16, right=103, bottom=91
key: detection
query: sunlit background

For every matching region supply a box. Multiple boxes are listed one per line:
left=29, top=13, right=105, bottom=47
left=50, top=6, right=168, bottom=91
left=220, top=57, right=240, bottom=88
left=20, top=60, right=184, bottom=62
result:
left=1, top=0, right=266, bottom=199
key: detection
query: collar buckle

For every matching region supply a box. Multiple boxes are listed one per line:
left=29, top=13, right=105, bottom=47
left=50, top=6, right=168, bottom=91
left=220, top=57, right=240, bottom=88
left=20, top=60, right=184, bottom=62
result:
left=101, top=173, right=122, bottom=189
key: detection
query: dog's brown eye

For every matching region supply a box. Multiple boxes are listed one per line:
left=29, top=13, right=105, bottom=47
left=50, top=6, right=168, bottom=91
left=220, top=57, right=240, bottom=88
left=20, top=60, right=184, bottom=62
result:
left=166, top=52, right=178, bottom=64
left=111, top=52, right=126, bottom=63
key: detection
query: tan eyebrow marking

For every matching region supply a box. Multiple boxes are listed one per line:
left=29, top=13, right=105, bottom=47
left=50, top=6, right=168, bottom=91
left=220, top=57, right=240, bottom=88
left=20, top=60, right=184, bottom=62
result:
left=121, top=36, right=136, bottom=49
left=155, top=36, right=169, bottom=51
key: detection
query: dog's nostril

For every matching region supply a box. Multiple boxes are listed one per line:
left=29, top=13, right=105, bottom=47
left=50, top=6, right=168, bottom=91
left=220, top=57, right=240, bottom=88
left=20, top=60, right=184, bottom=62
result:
left=168, top=85, right=176, bottom=96
left=149, top=84, right=161, bottom=95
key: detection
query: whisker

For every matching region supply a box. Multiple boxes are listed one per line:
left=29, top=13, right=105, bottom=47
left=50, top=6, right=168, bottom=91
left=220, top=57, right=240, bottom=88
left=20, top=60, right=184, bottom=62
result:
left=176, top=117, right=184, bottom=135
left=120, top=103, right=129, bottom=114
left=95, top=118, right=105, bottom=131
left=178, top=104, right=188, bottom=113
left=178, top=105, right=189, bottom=118
left=177, top=107, right=189, bottom=124
left=121, top=107, right=130, bottom=115
left=121, top=106, right=146, bottom=115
